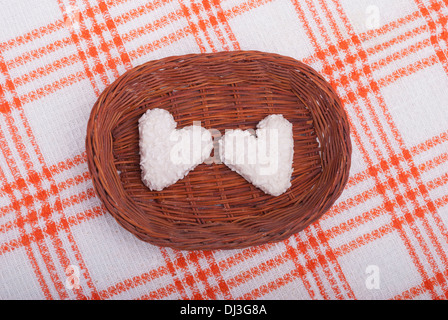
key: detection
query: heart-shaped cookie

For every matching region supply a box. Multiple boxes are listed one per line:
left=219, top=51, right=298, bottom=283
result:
left=219, top=114, right=294, bottom=196
left=139, top=108, right=213, bottom=191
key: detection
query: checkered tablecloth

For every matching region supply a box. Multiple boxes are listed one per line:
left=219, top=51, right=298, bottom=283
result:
left=1, top=0, right=447, bottom=300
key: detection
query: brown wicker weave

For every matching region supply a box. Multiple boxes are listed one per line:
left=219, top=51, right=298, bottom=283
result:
left=86, top=50, right=351, bottom=251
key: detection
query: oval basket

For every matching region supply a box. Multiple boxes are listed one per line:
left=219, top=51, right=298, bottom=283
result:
left=86, top=50, right=352, bottom=251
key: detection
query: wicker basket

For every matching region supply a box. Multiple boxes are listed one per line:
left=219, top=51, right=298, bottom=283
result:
left=86, top=50, right=351, bottom=251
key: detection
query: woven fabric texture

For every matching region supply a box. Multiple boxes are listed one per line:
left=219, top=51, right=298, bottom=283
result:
left=0, top=0, right=447, bottom=300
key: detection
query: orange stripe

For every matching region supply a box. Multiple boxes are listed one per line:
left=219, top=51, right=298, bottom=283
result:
left=402, top=155, right=448, bottom=290
left=219, top=244, right=274, bottom=268
left=49, top=151, right=87, bottom=173
left=159, top=248, right=190, bottom=299
left=310, top=225, right=356, bottom=299
left=0, top=171, right=91, bottom=234
left=127, top=26, right=191, bottom=60
left=293, top=234, right=329, bottom=300
left=341, top=39, right=448, bottom=288
left=342, top=130, right=448, bottom=191
left=435, top=194, right=448, bottom=209
left=3, top=0, right=234, bottom=89
left=66, top=205, right=106, bottom=232
left=201, top=0, right=231, bottom=50
left=340, top=0, right=448, bottom=297
left=224, top=245, right=310, bottom=298
left=426, top=172, right=448, bottom=191
left=411, top=130, right=448, bottom=155
left=184, top=250, right=217, bottom=299
left=97, top=0, right=132, bottom=70
left=419, top=152, right=448, bottom=173
left=6, top=134, right=444, bottom=263
left=2, top=38, right=100, bottom=299
left=6, top=37, right=73, bottom=70
left=393, top=269, right=448, bottom=299
left=333, top=190, right=448, bottom=260
left=330, top=0, right=447, bottom=298
left=202, top=250, right=233, bottom=299
left=0, top=134, right=53, bottom=299
left=113, top=0, right=173, bottom=25
left=414, top=0, right=448, bottom=74
left=56, top=0, right=100, bottom=96
left=211, top=0, right=241, bottom=50
left=0, top=0, right=138, bottom=52
left=359, top=10, right=422, bottom=42
left=344, top=170, right=370, bottom=188
left=99, top=265, right=170, bottom=299
left=1, top=20, right=65, bottom=52
left=296, top=233, right=332, bottom=299
left=366, top=24, right=427, bottom=56
left=178, top=0, right=208, bottom=52
left=120, top=10, right=183, bottom=43
left=180, top=0, right=238, bottom=299
left=69, top=0, right=116, bottom=84
left=80, top=0, right=121, bottom=78
left=302, top=24, right=429, bottom=70
left=223, top=0, right=274, bottom=19
left=2, top=153, right=447, bottom=299
left=137, top=284, right=178, bottom=299
left=328, top=202, right=387, bottom=241
left=19, top=71, right=88, bottom=104
left=190, top=0, right=219, bottom=52
left=238, top=268, right=307, bottom=299
left=6, top=8, right=185, bottom=89
left=325, top=149, right=448, bottom=239
left=304, top=226, right=347, bottom=299
left=378, top=54, right=439, bottom=87
left=12, top=53, right=80, bottom=87
left=290, top=0, right=348, bottom=299
left=61, top=188, right=96, bottom=210
left=334, top=0, right=448, bottom=298
left=370, top=38, right=432, bottom=72
left=324, top=186, right=378, bottom=221
left=333, top=222, right=395, bottom=258
left=0, top=54, right=72, bottom=299
left=284, top=238, right=317, bottom=299
left=1, top=152, right=87, bottom=222
left=308, top=0, right=386, bottom=299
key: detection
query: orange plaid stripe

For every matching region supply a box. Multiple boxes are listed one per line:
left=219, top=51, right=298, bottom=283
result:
left=1, top=0, right=447, bottom=299
left=339, top=0, right=447, bottom=298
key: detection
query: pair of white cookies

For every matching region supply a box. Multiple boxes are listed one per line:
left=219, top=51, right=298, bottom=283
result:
left=138, top=108, right=294, bottom=196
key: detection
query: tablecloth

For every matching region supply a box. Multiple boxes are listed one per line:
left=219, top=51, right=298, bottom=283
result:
left=0, top=0, right=447, bottom=300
